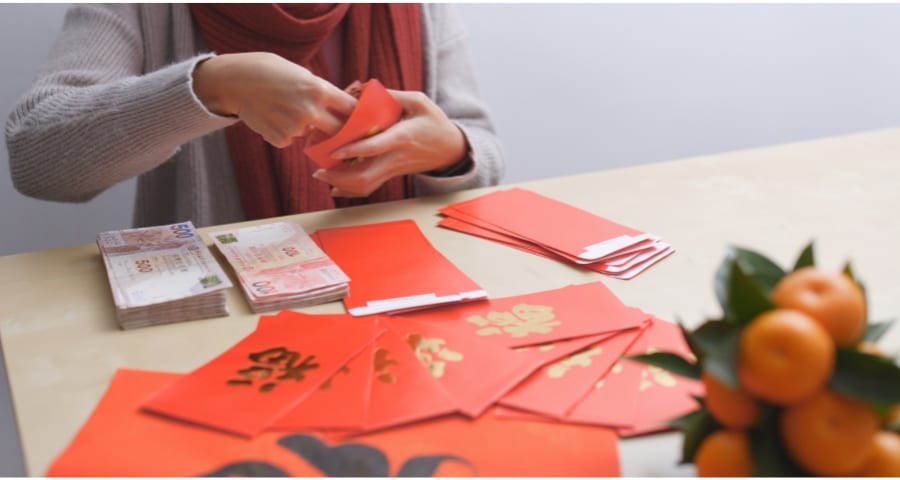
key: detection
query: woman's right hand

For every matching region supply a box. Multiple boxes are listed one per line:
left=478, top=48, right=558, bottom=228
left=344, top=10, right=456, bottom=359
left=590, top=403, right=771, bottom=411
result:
left=192, top=52, right=356, bottom=147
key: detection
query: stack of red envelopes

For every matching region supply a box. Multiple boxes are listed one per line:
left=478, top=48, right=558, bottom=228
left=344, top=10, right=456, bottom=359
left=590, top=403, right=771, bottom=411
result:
left=438, top=188, right=674, bottom=279
left=49, top=282, right=701, bottom=476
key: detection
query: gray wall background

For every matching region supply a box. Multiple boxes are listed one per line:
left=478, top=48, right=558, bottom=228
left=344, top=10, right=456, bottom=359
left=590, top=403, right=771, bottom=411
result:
left=2, top=3, right=900, bottom=476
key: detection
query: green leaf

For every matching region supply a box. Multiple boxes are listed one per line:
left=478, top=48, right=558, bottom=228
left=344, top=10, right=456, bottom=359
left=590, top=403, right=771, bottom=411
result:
left=887, top=420, right=900, bottom=433
left=793, top=242, right=815, bottom=271
left=731, top=246, right=787, bottom=294
left=714, top=248, right=737, bottom=316
left=829, top=348, right=900, bottom=408
left=628, top=352, right=701, bottom=379
left=713, top=246, right=785, bottom=317
left=842, top=261, right=857, bottom=282
left=750, top=405, right=806, bottom=476
left=843, top=262, right=869, bottom=324
left=863, top=320, right=895, bottom=343
left=691, top=320, right=743, bottom=388
left=724, top=260, right=775, bottom=326
left=668, top=408, right=718, bottom=465
left=678, top=321, right=704, bottom=363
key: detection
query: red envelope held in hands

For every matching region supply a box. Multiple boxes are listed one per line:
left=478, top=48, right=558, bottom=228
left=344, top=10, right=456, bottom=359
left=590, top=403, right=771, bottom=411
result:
left=304, top=79, right=402, bottom=169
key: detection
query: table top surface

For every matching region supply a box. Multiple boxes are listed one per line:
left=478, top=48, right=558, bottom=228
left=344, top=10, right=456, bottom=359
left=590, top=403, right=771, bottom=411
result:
left=3, top=127, right=900, bottom=476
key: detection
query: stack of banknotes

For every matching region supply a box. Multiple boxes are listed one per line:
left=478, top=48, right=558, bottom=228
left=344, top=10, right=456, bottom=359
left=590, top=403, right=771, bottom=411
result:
left=96, top=222, right=232, bottom=329
left=211, top=221, right=349, bottom=312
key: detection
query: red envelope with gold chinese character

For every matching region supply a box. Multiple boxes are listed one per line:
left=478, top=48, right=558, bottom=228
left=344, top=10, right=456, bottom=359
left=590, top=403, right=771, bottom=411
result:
left=565, top=317, right=701, bottom=432
left=510, top=332, right=616, bottom=365
left=384, top=317, right=535, bottom=418
left=48, top=369, right=621, bottom=477
left=394, top=282, right=646, bottom=348
left=268, top=342, right=373, bottom=432
left=500, top=323, right=648, bottom=418
left=313, top=220, right=487, bottom=316
left=615, top=318, right=703, bottom=437
left=363, top=320, right=458, bottom=432
left=141, top=313, right=379, bottom=437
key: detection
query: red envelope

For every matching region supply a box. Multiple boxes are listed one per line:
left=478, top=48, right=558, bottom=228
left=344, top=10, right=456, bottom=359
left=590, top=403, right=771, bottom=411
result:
left=500, top=324, right=647, bottom=418
left=48, top=369, right=621, bottom=477
left=439, top=216, right=672, bottom=279
left=565, top=317, right=702, bottom=432
left=141, top=314, right=379, bottom=437
left=511, top=332, right=617, bottom=365
left=269, top=342, right=373, bottom=432
left=616, top=318, right=703, bottom=437
left=314, top=220, right=487, bottom=316
left=384, top=317, right=535, bottom=418
left=363, top=321, right=458, bottom=432
left=395, top=282, right=647, bottom=348
left=441, top=188, right=652, bottom=262
left=303, top=79, right=402, bottom=169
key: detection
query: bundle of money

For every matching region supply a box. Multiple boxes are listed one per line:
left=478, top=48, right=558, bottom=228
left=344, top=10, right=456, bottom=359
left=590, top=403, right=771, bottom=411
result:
left=211, top=221, right=349, bottom=312
left=96, top=222, right=232, bottom=329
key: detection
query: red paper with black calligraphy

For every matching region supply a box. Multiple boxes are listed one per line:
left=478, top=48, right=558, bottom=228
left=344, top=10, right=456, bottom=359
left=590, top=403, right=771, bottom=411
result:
left=48, top=369, right=621, bottom=477
left=500, top=323, right=647, bottom=418
left=394, top=281, right=646, bottom=348
left=141, top=313, right=379, bottom=437
left=268, top=342, right=373, bottom=432
left=260, top=310, right=375, bottom=431
left=384, top=317, right=535, bottom=418
left=313, top=220, right=487, bottom=316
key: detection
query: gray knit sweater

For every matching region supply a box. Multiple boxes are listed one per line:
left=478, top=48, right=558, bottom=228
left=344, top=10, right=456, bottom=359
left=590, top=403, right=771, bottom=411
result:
left=5, top=4, right=504, bottom=228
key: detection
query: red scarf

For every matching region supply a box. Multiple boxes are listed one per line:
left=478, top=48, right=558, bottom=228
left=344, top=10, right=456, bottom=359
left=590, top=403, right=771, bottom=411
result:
left=190, top=4, right=422, bottom=220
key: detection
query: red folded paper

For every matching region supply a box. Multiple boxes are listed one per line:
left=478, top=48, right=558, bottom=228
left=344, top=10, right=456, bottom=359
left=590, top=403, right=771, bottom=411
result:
left=314, top=219, right=487, bottom=316
left=48, top=369, right=621, bottom=477
left=304, top=79, right=403, bottom=169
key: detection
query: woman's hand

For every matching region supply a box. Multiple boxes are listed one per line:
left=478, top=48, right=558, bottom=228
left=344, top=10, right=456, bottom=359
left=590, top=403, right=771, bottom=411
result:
left=192, top=52, right=357, bottom=147
left=311, top=90, right=469, bottom=198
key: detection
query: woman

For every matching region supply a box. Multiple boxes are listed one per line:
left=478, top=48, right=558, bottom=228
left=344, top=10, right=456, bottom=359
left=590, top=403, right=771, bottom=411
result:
left=5, top=4, right=504, bottom=227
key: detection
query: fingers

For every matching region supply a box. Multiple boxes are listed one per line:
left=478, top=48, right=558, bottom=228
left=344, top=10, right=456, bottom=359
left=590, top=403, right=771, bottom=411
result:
left=319, top=80, right=358, bottom=117
left=306, top=110, right=347, bottom=137
left=312, top=153, right=404, bottom=198
left=387, top=89, right=432, bottom=113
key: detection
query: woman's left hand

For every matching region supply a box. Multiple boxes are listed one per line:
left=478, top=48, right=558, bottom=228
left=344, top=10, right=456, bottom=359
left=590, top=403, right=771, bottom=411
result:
left=311, top=90, right=469, bottom=198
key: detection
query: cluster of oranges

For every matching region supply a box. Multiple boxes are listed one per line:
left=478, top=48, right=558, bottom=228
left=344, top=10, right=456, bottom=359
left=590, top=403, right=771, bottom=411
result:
left=694, top=266, right=900, bottom=476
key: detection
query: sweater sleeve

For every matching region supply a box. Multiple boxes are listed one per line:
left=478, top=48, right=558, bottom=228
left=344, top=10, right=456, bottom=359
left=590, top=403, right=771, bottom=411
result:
left=413, top=4, right=506, bottom=196
left=4, top=4, right=236, bottom=203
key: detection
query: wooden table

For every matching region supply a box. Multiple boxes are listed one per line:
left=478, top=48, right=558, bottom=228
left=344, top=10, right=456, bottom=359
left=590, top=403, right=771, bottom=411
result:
left=2, top=127, right=900, bottom=476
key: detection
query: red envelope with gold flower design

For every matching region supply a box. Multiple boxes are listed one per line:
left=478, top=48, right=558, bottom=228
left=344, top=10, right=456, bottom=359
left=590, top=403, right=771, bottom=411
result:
left=48, top=369, right=620, bottom=477
left=394, top=281, right=646, bottom=348
left=141, top=313, right=379, bottom=437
